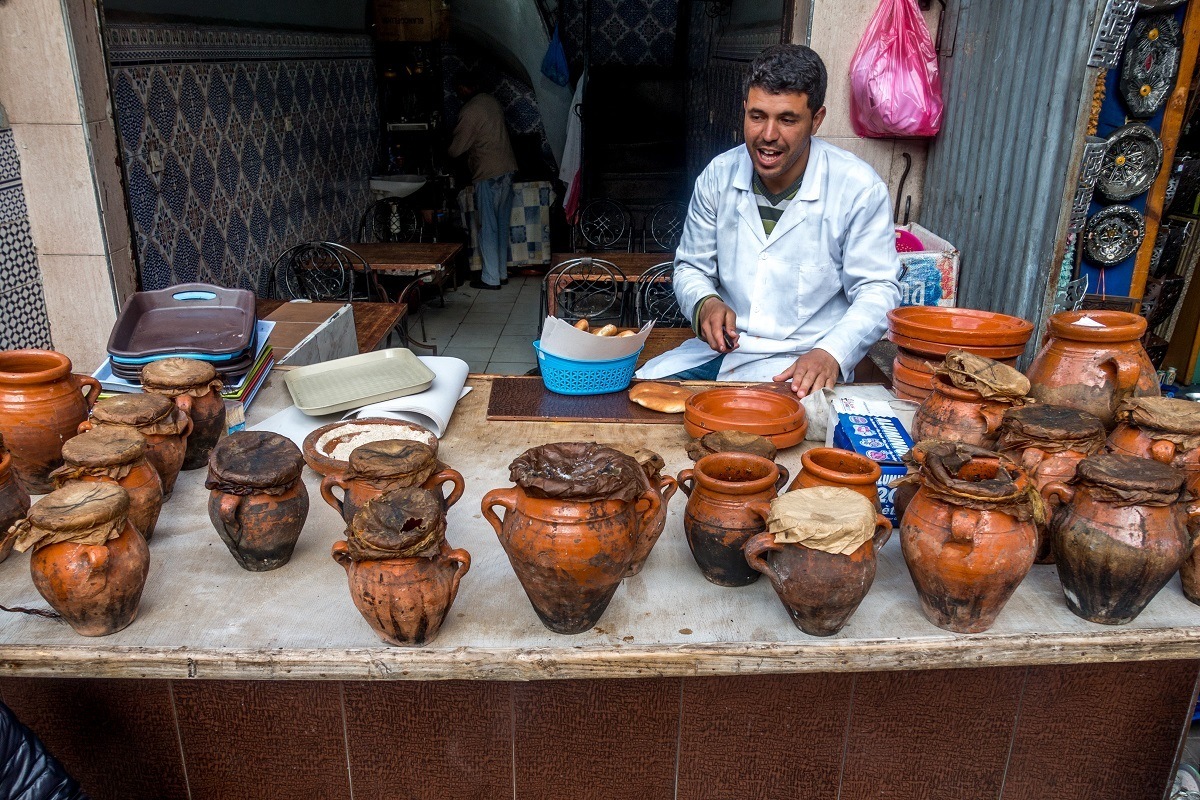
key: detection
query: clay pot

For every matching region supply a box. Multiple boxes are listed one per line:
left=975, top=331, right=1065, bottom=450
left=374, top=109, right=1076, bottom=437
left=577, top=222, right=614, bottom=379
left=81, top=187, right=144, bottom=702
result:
left=911, top=375, right=1010, bottom=449
left=1107, top=397, right=1200, bottom=498
left=888, top=332, right=1027, bottom=361
left=16, top=482, right=149, bottom=636
left=677, top=452, right=785, bottom=586
left=1026, top=310, right=1159, bottom=427
left=482, top=484, right=660, bottom=634
left=82, top=393, right=192, bottom=497
left=52, top=427, right=164, bottom=541
left=320, top=440, right=464, bottom=523
left=892, top=358, right=936, bottom=391
left=900, top=448, right=1038, bottom=633
left=206, top=431, right=309, bottom=571
left=789, top=447, right=881, bottom=510
left=744, top=496, right=892, bottom=636
left=599, top=443, right=680, bottom=577
left=141, top=357, right=225, bottom=471
left=683, top=387, right=808, bottom=449
left=0, top=439, right=30, bottom=564
left=0, top=349, right=101, bottom=493
left=1046, top=454, right=1196, bottom=623
left=333, top=540, right=470, bottom=646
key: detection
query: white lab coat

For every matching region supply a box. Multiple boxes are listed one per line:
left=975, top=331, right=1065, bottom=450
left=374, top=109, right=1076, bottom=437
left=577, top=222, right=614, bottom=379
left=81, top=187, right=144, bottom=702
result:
left=635, top=138, right=902, bottom=382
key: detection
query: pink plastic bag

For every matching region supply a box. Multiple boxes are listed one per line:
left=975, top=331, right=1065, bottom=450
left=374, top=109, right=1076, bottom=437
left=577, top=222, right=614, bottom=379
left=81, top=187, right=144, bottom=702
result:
left=849, top=0, right=943, bottom=138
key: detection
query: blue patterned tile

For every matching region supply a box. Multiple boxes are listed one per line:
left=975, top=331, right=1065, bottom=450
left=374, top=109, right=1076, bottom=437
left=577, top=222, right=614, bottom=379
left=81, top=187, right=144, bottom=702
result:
left=0, top=280, right=52, bottom=351
left=232, top=64, right=254, bottom=123
left=160, top=151, right=188, bottom=218
left=189, top=151, right=215, bottom=206
left=206, top=67, right=231, bottom=127
left=200, top=217, right=226, bottom=274
left=0, top=219, right=37, bottom=291
left=225, top=214, right=248, bottom=263
left=0, top=130, right=21, bottom=184
left=172, top=230, right=200, bottom=283
left=178, top=66, right=205, bottom=133
left=0, top=185, right=28, bottom=226
left=146, top=71, right=178, bottom=144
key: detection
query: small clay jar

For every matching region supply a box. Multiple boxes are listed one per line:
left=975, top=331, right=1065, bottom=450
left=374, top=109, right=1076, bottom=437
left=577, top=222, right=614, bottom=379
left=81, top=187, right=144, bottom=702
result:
left=51, top=427, right=164, bottom=541
left=1026, top=310, right=1159, bottom=427
left=1108, top=397, right=1200, bottom=498
left=789, top=447, right=882, bottom=510
left=0, top=349, right=102, bottom=493
left=911, top=374, right=1010, bottom=449
left=320, top=440, right=464, bottom=523
left=601, top=443, right=678, bottom=576
left=82, top=393, right=192, bottom=497
left=7, top=482, right=149, bottom=636
left=206, top=431, right=309, bottom=571
left=332, top=487, right=470, bottom=646
left=141, top=357, right=225, bottom=471
left=744, top=488, right=892, bottom=636
left=0, top=435, right=31, bottom=564
left=677, top=451, right=786, bottom=587
left=1046, top=454, right=1196, bottom=623
left=900, top=443, right=1039, bottom=633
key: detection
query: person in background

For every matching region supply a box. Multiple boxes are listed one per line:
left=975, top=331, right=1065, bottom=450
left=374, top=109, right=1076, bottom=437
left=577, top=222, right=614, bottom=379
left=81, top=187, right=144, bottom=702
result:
left=0, top=701, right=88, bottom=799
left=448, top=70, right=519, bottom=292
left=635, top=44, right=901, bottom=398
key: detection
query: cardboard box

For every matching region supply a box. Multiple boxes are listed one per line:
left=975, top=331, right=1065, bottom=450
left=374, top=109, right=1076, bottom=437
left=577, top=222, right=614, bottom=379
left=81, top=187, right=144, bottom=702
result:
left=263, top=301, right=358, bottom=369
left=373, top=0, right=449, bottom=41
left=827, top=397, right=914, bottom=524
left=898, top=222, right=959, bottom=307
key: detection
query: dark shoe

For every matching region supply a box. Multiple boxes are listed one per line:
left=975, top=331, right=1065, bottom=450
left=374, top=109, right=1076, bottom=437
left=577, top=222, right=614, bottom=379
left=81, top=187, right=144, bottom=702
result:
left=469, top=278, right=501, bottom=291
left=501, top=278, right=509, bottom=285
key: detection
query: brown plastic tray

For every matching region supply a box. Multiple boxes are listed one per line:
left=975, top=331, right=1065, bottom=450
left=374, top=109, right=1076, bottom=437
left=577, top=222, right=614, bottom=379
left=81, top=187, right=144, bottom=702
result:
left=107, top=283, right=256, bottom=360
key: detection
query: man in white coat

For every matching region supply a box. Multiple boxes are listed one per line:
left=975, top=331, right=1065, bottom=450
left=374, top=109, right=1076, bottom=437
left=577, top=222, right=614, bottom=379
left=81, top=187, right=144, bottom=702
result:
left=635, top=44, right=901, bottom=398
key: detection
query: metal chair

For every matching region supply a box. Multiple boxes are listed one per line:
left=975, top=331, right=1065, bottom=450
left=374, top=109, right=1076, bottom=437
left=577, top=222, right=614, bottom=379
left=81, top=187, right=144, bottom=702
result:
left=358, top=197, right=422, bottom=243
left=393, top=280, right=437, bottom=355
left=572, top=199, right=632, bottom=252
left=540, top=256, right=627, bottom=333
left=643, top=201, right=687, bottom=253
left=634, top=261, right=687, bottom=327
left=269, top=242, right=382, bottom=303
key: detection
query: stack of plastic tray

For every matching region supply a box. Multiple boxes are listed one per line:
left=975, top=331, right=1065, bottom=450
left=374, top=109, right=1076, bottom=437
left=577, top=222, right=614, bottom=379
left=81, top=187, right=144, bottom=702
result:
left=106, top=283, right=258, bottom=381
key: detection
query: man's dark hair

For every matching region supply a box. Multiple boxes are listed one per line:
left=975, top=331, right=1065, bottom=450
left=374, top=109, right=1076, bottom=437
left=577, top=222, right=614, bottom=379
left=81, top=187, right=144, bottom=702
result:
left=743, top=44, right=827, bottom=113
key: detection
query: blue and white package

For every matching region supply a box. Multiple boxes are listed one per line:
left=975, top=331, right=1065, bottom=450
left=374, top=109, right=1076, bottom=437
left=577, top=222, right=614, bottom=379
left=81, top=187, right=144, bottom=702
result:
left=828, top=397, right=914, bottom=524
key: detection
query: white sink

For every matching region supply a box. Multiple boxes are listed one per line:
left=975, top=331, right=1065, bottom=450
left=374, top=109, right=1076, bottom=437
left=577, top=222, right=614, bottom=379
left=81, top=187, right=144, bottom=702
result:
left=369, top=175, right=426, bottom=198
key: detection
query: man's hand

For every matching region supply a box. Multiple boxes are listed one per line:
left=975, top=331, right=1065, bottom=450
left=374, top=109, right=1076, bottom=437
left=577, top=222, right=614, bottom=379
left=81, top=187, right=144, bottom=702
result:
left=773, top=348, right=839, bottom=398
left=697, top=297, right=740, bottom=354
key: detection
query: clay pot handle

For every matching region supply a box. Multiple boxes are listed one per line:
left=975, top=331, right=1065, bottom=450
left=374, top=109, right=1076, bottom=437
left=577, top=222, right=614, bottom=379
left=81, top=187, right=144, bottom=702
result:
left=178, top=413, right=194, bottom=446
left=175, top=394, right=194, bottom=425
left=677, top=469, right=695, bottom=497
left=658, top=474, right=678, bottom=505
left=1186, top=502, right=1200, bottom=546
left=979, top=403, right=1006, bottom=437
left=774, top=464, right=790, bottom=492
left=1041, top=480, right=1075, bottom=508
left=75, top=375, right=102, bottom=409
left=1150, top=439, right=1177, bottom=465
left=872, top=513, right=893, bottom=551
left=1019, top=447, right=1046, bottom=474
left=331, top=540, right=352, bottom=570
left=320, top=475, right=347, bottom=516
left=745, top=499, right=773, bottom=524
left=1103, top=354, right=1141, bottom=394
left=216, top=493, right=242, bottom=533
left=77, top=419, right=94, bottom=435
left=446, top=547, right=472, bottom=600
left=424, top=467, right=465, bottom=509
left=481, top=488, right=517, bottom=540
left=948, top=508, right=975, bottom=545
left=633, top=488, right=662, bottom=546
left=743, top=531, right=781, bottom=582
left=83, top=546, right=108, bottom=575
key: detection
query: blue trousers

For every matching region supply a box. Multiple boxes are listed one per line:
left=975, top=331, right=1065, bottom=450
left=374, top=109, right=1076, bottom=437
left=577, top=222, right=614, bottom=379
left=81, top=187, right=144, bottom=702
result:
left=475, top=172, right=514, bottom=286
left=667, top=354, right=724, bottom=381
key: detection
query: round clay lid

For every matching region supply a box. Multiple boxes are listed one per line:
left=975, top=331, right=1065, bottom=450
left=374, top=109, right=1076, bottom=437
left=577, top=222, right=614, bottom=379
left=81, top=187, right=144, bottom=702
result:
left=208, top=430, right=304, bottom=489
left=91, top=393, right=174, bottom=426
left=1076, top=453, right=1185, bottom=494
left=686, top=430, right=777, bottom=462
left=1001, top=404, right=1106, bottom=440
left=347, top=439, right=437, bottom=480
left=348, top=486, right=445, bottom=557
left=141, top=357, right=218, bottom=390
left=28, top=481, right=129, bottom=531
left=61, top=427, right=146, bottom=467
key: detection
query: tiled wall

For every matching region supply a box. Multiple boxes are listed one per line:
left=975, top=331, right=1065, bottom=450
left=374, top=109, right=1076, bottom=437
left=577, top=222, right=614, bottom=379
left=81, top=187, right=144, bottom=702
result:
left=0, top=128, right=53, bottom=350
left=562, top=0, right=680, bottom=71
left=106, top=23, right=378, bottom=293
left=685, top=7, right=751, bottom=180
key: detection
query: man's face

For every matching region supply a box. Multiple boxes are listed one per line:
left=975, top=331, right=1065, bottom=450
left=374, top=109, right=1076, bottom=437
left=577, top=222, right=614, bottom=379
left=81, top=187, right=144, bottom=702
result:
left=743, top=87, right=826, bottom=191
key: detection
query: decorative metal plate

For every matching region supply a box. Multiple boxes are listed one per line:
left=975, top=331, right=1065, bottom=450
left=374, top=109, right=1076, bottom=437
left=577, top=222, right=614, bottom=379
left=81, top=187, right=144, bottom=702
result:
left=1098, top=123, right=1164, bottom=201
left=1083, top=205, right=1146, bottom=266
left=1138, top=0, right=1186, bottom=9
left=1120, top=13, right=1182, bottom=118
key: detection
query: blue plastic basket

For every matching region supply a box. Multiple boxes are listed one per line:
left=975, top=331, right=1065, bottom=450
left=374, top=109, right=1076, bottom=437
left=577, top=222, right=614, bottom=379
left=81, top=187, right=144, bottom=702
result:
left=533, top=340, right=642, bottom=395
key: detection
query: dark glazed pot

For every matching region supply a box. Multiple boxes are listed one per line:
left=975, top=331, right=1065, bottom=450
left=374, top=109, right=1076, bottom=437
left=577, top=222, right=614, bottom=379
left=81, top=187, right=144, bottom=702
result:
left=911, top=375, right=1009, bottom=448
left=206, top=431, right=309, bottom=571
left=677, top=452, right=784, bottom=586
left=481, top=484, right=660, bottom=634
left=141, top=357, right=226, bottom=471
left=52, top=427, right=165, bottom=541
left=1107, top=397, right=1200, bottom=499
left=319, top=440, right=463, bottom=523
left=789, top=447, right=882, bottom=510
left=743, top=498, right=891, bottom=636
left=0, top=349, right=101, bottom=493
left=0, top=440, right=30, bottom=564
left=82, top=393, right=192, bottom=497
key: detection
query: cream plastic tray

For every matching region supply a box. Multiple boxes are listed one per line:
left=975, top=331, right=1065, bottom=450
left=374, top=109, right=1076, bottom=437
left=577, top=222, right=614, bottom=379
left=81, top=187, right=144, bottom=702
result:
left=284, top=348, right=435, bottom=415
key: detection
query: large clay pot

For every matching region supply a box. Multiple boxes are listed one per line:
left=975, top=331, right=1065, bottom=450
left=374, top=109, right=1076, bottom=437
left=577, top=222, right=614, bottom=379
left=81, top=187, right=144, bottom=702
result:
left=51, top=427, right=165, bottom=541
left=82, top=393, right=192, bottom=498
left=14, top=482, right=149, bottom=636
left=0, top=438, right=30, bottom=564
left=911, top=375, right=1009, bottom=449
left=0, top=349, right=101, bottom=493
left=333, top=540, right=470, bottom=646
left=141, top=357, right=225, bottom=471
left=320, top=440, right=464, bottom=523
left=1107, top=397, right=1200, bottom=499
left=206, top=431, right=309, bottom=571
left=789, top=447, right=881, bottom=510
left=1025, top=310, right=1159, bottom=427
left=1046, top=454, right=1196, bottom=623
left=677, top=452, right=785, bottom=586
left=744, top=495, right=891, bottom=636
left=482, top=484, right=660, bottom=634
left=601, top=443, right=679, bottom=577
left=900, top=447, right=1038, bottom=633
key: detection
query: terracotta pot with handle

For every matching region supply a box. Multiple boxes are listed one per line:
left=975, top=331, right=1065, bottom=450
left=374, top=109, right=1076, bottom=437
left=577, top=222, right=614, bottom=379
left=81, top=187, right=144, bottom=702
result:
left=0, top=349, right=101, bottom=493
left=1107, top=397, right=1200, bottom=499
left=789, top=447, right=881, bottom=510
left=141, top=357, right=225, bottom=471
left=0, top=436, right=30, bottom=564
left=81, top=393, right=193, bottom=498
left=319, top=440, right=463, bottom=523
left=911, top=375, right=1010, bottom=449
left=51, top=427, right=164, bottom=541
left=600, top=443, right=679, bottom=577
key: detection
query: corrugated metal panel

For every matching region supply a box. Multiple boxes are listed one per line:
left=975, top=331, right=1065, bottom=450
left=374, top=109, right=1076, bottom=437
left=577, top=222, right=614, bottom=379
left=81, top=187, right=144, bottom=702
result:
left=921, top=0, right=1101, bottom=338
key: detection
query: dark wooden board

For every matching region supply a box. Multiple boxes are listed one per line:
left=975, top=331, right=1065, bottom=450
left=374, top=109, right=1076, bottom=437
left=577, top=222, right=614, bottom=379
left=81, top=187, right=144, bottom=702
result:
left=486, top=375, right=685, bottom=424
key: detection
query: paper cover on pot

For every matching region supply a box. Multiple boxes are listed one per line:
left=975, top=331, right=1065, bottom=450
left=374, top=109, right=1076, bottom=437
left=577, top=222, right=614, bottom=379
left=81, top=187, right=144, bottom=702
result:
left=768, top=487, right=877, bottom=556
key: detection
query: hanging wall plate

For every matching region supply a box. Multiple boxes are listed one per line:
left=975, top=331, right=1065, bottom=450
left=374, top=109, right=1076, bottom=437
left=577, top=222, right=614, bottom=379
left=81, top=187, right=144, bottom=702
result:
left=1083, top=205, right=1146, bottom=266
left=1098, top=123, right=1164, bottom=201
left=1120, top=13, right=1182, bottom=118
left=1138, top=0, right=1186, bottom=9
